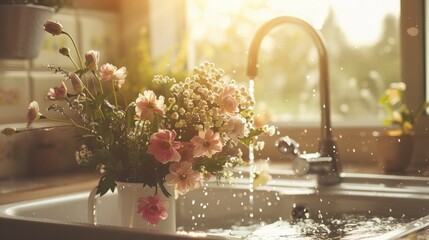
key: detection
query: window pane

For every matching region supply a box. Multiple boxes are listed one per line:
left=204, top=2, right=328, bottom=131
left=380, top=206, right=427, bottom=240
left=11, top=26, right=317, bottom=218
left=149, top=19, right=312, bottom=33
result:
left=187, top=0, right=400, bottom=125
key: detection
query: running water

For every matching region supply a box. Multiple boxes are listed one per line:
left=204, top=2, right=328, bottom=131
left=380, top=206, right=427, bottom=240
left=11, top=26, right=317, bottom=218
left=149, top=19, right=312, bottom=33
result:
left=247, top=79, right=256, bottom=224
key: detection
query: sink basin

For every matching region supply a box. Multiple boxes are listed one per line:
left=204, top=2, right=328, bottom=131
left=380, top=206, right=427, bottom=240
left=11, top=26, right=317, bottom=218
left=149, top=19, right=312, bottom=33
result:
left=1, top=172, right=429, bottom=240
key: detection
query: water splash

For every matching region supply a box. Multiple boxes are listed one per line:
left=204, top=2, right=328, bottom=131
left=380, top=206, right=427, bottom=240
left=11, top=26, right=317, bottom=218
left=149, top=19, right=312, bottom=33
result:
left=200, top=214, right=411, bottom=239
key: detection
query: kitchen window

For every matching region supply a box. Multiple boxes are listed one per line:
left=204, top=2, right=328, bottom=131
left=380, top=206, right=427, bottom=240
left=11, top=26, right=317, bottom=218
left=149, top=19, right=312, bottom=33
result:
left=187, top=0, right=401, bottom=125
left=147, top=0, right=426, bottom=170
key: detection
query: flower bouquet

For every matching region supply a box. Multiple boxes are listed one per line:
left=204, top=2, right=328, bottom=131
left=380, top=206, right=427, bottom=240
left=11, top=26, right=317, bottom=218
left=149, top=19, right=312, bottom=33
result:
left=2, top=20, right=270, bottom=228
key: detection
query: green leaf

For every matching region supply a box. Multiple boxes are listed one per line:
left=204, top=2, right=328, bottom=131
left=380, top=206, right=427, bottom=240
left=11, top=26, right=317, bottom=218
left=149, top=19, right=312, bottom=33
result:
left=96, top=174, right=116, bottom=196
left=240, top=128, right=264, bottom=146
left=95, top=94, right=108, bottom=109
left=126, top=105, right=136, bottom=128
left=158, top=182, right=172, bottom=198
left=379, top=94, right=389, bottom=105
left=195, top=155, right=227, bottom=174
left=94, top=148, right=114, bottom=160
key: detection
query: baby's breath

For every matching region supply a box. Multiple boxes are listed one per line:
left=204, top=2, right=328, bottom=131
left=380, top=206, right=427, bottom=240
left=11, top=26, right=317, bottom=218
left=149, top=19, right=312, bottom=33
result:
left=75, top=144, right=93, bottom=165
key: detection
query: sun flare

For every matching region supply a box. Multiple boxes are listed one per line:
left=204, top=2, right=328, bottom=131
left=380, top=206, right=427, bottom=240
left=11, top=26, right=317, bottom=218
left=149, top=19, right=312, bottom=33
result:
left=188, top=0, right=400, bottom=46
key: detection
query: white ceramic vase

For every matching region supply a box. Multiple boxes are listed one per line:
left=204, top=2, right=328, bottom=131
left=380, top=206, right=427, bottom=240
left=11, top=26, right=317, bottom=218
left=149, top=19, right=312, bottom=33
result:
left=116, top=182, right=176, bottom=233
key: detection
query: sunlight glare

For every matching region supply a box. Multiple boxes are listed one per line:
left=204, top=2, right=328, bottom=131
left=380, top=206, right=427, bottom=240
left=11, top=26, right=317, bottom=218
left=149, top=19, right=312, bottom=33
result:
left=188, top=0, right=400, bottom=46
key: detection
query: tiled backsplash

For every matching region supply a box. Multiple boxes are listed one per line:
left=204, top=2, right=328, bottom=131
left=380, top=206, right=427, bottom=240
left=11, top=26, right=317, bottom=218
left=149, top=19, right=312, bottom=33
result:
left=0, top=9, right=118, bottom=179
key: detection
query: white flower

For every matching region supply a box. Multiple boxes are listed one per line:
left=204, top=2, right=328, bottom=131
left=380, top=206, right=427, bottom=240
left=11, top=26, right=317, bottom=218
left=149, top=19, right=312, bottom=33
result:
left=75, top=144, right=93, bottom=165
left=225, top=116, right=246, bottom=140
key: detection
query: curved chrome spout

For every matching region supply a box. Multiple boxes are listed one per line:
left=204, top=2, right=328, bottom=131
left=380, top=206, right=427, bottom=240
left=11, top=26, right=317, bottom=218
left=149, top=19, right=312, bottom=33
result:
left=248, top=16, right=341, bottom=185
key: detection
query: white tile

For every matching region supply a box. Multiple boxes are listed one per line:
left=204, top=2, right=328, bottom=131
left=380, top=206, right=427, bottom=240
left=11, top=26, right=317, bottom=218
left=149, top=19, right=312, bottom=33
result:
left=0, top=59, right=29, bottom=70
left=79, top=10, right=119, bottom=64
left=0, top=72, right=30, bottom=124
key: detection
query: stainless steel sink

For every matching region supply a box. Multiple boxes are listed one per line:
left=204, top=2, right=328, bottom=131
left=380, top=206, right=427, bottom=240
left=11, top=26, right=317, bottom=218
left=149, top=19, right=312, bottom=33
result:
left=1, top=172, right=429, bottom=240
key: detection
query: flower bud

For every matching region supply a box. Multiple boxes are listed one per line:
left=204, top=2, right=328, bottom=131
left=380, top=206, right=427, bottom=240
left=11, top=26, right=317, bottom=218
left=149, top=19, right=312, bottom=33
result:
left=70, top=73, right=84, bottom=93
left=27, top=101, right=41, bottom=127
left=43, top=20, right=63, bottom=36
left=59, top=47, right=70, bottom=57
left=85, top=50, right=100, bottom=71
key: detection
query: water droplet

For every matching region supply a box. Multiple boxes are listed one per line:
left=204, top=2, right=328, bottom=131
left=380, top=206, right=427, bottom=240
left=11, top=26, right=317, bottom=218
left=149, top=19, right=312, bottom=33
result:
left=407, top=26, right=419, bottom=36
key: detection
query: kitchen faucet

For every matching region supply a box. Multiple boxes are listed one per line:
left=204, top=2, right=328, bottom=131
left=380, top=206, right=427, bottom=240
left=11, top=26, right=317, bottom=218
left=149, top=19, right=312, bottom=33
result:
left=246, top=16, right=341, bottom=185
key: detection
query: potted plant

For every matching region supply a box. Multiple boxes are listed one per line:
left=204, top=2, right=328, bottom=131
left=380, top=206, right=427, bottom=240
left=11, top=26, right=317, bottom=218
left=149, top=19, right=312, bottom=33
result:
left=374, top=82, right=428, bottom=173
left=0, top=0, right=72, bottom=59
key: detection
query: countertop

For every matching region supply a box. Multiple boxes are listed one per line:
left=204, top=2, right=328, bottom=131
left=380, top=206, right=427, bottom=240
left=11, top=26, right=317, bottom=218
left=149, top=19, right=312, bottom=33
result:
left=1, top=163, right=429, bottom=205
left=0, top=172, right=100, bottom=205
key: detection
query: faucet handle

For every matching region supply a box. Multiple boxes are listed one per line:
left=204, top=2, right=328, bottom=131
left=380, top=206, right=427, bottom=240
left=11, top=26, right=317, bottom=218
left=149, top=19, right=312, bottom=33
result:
left=276, top=136, right=300, bottom=158
left=293, top=153, right=332, bottom=176
left=292, top=157, right=310, bottom=176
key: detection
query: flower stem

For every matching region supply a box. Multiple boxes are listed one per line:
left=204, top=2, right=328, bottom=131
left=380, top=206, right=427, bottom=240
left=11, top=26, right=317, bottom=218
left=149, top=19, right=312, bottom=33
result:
left=93, top=71, right=104, bottom=95
left=63, top=31, right=84, bottom=69
left=81, top=85, right=96, bottom=100
left=112, top=81, right=118, bottom=108
left=44, top=115, right=92, bottom=132
left=67, top=55, right=80, bottom=70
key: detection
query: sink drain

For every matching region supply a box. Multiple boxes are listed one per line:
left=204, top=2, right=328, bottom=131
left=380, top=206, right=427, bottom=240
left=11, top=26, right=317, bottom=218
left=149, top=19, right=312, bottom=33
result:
left=291, top=204, right=311, bottom=220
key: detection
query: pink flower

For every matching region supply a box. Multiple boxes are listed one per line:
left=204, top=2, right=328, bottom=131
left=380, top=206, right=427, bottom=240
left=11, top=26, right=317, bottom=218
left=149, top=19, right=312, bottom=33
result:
left=177, top=142, right=195, bottom=162
left=217, top=86, right=239, bottom=116
left=99, top=63, right=127, bottom=87
left=85, top=50, right=100, bottom=71
left=43, top=20, right=63, bottom=36
left=135, top=90, right=166, bottom=122
left=147, top=129, right=181, bottom=164
left=26, top=101, right=41, bottom=127
left=165, top=161, right=203, bottom=194
left=46, top=82, right=68, bottom=100
left=191, top=129, right=223, bottom=158
left=70, top=73, right=83, bottom=93
left=137, top=194, right=169, bottom=226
